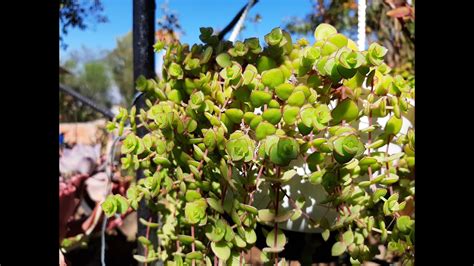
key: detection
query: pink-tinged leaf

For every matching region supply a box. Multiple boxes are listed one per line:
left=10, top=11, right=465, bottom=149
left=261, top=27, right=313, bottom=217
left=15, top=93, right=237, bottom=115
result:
left=59, top=183, right=80, bottom=242
left=60, top=143, right=101, bottom=176
left=60, top=250, right=67, bottom=266
left=81, top=203, right=103, bottom=235
left=69, top=173, right=90, bottom=188
left=107, top=216, right=125, bottom=231
left=85, top=172, right=109, bottom=202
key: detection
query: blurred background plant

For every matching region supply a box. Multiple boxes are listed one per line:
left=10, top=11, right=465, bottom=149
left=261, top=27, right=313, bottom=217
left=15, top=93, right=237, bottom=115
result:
left=60, top=47, right=114, bottom=122
left=284, top=0, right=414, bottom=74
left=60, top=1, right=184, bottom=121
left=60, top=0, right=109, bottom=50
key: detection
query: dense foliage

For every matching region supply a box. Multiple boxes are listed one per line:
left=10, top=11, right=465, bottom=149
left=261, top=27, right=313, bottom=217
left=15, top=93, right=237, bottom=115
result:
left=104, top=23, right=415, bottom=265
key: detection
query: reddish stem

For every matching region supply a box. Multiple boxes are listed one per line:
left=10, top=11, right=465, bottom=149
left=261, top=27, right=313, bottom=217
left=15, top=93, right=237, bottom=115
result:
left=191, top=225, right=195, bottom=266
left=144, top=216, right=152, bottom=266
left=274, top=167, right=281, bottom=266
left=248, top=164, right=265, bottom=206
left=280, top=187, right=317, bottom=225
left=368, top=81, right=376, bottom=193
left=385, top=135, right=394, bottom=195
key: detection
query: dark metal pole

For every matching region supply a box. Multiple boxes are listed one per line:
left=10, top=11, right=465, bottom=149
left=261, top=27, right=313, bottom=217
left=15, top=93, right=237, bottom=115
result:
left=217, top=0, right=259, bottom=40
left=133, top=0, right=158, bottom=264
left=59, top=84, right=115, bottom=120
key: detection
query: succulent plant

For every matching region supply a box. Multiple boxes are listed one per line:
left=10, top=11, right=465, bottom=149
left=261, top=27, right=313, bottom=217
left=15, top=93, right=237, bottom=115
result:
left=103, top=23, right=415, bottom=266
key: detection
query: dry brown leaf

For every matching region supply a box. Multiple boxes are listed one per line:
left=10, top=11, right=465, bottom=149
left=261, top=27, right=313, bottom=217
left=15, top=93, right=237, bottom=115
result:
left=386, top=6, right=412, bottom=18
left=81, top=203, right=103, bottom=235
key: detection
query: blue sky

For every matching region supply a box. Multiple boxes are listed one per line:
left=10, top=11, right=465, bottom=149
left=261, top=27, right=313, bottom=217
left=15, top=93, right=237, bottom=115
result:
left=60, top=0, right=315, bottom=60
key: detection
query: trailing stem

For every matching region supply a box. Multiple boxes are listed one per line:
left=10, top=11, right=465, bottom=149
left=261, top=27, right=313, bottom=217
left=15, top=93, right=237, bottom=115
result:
left=144, top=216, right=152, bottom=266
left=191, top=225, right=196, bottom=266
left=274, top=167, right=281, bottom=266
left=385, top=134, right=394, bottom=195
left=368, top=80, right=376, bottom=193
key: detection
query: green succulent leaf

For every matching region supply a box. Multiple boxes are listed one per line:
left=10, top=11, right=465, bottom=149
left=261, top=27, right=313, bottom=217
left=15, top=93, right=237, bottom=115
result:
left=121, top=134, right=139, bottom=154
left=333, top=134, right=365, bottom=163
left=255, top=122, right=276, bottom=140
left=257, top=209, right=275, bottom=223
left=275, top=83, right=294, bottom=100
left=331, top=241, right=347, bottom=256
left=266, top=228, right=286, bottom=248
left=262, top=68, right=285, bottom=89
left=372, top=188, right=388, bottom=203
left=328, top=33, right=348, bottom=49
left=385, top=116, right=403, bottom=135
left=189, top=91, right=204, bottom=109
left=322, top=229, right=330, bottom=241
left=244, top=228, right=257, bottom=244
left=133, top=255, right=159, bottom=263
left=332, top=98, right=359, bottom=124
left=239, top=203, right=258, bottom=215
left=283, top=105, right=300, bottom=124
left=184, top=198, right=207, bottom=224
left=367, top=42, right=388, bottom=65
left=300, top=107, right=316, bottom=127
left=211, top=242, right=231, bottom=261
left=281, top=169, right=298, bottom=183
left=245, top=37, right=262, bottom=53
left=200, top=46, right=213, bottom=64
left=250, top=90, right=272, bottom=107
left=257, top=56, right=277, bottom=73
left=205, top=219, right=226, bottom=242
left=396, top=215, right=413, bottom=233
left=102, top=195, right=118, bottom=218
left=206, top=198, right=224, bottom=214
left=343, top=229, right=354, bottom=245
left=168, top=62, right=184, bottom=79
left=314, top=23, right=338, bottom=41
left=242, top=67, right=257, bottom=85
left=185, top=190, right=202, bottom=202
left=185, top=251, right=203, bottom=260
left=309, top=170, right=325, bottom=185
left=262, top=108, right=282, bottom=125
left=114, top=194, right=129, bottom=214
left=225, top=108, right=244, bottom=124
left=216, top=53, right=232, bottom=68
left=287, top=91, right=306, bottom=107
left=265, top=27, right=284, bottom=46
left=277, top=137, right=300, bottom=160
left=226, top=132, right=255, bottom=162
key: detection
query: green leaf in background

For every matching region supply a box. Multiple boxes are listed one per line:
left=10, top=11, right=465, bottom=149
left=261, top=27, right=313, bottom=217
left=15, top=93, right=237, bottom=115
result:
left=266, top=228, right=286, bottom=248
left=331, top=241, right=347, bottom=256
